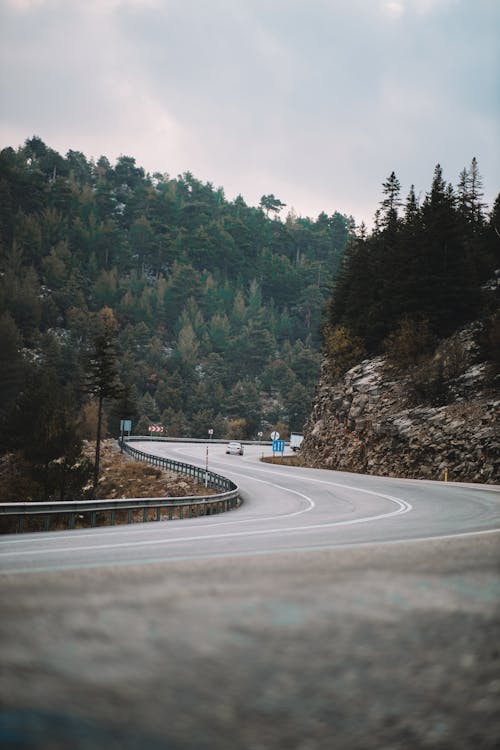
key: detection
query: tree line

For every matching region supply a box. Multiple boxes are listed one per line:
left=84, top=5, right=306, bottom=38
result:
left=325, top=159, right=499, bottom=388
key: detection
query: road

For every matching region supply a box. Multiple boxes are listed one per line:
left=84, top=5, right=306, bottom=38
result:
left=1, top=441, right=499, bottom=749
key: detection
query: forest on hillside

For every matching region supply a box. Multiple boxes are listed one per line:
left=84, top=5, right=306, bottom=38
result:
left=0, top=137, right=352, bottom=501
left=325, top=160, right=500, bottom=382
left=1, top=139, right=498, bottom=503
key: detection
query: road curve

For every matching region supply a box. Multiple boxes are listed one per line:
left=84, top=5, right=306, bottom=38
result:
left=1, top=441, right=499, bottom=750
left=0, top=440, right=499, bottom=574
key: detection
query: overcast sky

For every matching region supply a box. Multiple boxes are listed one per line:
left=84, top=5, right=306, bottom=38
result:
left=1, top=0, right=499, bottom=226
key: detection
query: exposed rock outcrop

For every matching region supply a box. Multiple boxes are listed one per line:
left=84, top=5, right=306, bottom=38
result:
left=301, top=328, right=499, bottom=484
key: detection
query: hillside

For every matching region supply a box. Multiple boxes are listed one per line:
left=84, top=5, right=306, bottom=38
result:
left=0, top=137, right=354, bottom=502
left=300, top=161, right=499, bottom=484
left=301, top=320, right=499, bottom=483
left=1, top=143, right=498, bottom=502
left=0, top=136, right=352, bottom=441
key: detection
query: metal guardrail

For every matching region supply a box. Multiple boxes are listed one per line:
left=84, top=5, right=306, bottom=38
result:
left=126, top=436, right=274, bottom=446
left=0, top=439, right=240, bottom=534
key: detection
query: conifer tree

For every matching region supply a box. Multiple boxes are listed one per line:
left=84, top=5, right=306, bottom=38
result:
left=380, top=171, right=401, bottom=230
left=85, top=307, right=123, bottom=496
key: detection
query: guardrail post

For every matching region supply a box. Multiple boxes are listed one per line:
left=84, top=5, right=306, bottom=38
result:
left=156, top=507, right=161, bottom=522
left=45, top=514, right=50, bottom=532
left=127, top=509, right=132, bottom=524
left=110, top=510, right=115, bottom=526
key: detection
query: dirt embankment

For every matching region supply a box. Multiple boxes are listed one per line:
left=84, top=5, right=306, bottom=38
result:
left=0, top=441, right=217, bottom=533
left=85, top=440, right=213, bottom=500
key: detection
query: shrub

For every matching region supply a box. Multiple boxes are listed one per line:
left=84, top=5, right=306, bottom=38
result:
left=323, top=325, right=366, bottom=380
left=409, top=355, right=449, bottom=406
left=438, top=336, right=470, bottom=381
left=477, top=311, right=500, bottom=370
left=383, top=318, right=435, bottom=372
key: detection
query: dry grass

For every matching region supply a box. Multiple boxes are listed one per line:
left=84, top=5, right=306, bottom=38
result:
left=85, top=440, right=216, bottom=499
left=260, top=454, right=306, bottom=466
left=0, top=440, right=218, bottom=534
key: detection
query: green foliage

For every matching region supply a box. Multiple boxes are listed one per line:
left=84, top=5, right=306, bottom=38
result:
left=5, top=368, right=92, bottom=500
left=0, top=137, right=351, bottom=459
left=329, top=160, right=499, bottom=355
left=0, top=312, right=26, bottom=432
left=477, top=310, right=500, bottom=371
left=259, top=194, right=286, bottom=217
left=85, top=307, right=123, bottom=493
left=85, top=307, right=123, bottom=402
left=1, top=140, right=497, bottom=472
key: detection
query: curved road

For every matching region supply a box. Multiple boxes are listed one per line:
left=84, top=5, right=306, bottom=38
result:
left=1, top=441, right=499, bottom=749
left=1, top=441, right=499, bottom=572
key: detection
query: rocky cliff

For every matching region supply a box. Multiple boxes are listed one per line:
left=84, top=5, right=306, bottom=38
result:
left=301, top=325, right=499, bottom=484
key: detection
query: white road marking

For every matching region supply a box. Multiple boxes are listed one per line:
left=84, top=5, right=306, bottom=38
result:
left=0, top=473, right=316, bottom=547
left=0, top=489, right=411, bottom=558
left=4, top=442, right=498, bottom=564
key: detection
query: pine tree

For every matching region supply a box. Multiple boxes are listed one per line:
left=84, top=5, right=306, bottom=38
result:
left=85, top=307, right=123, bottom=496
left=0, top=312, right=26, bottom=444
left=7, top=368, right=92, bottom=501
left=457, top=157, right=486, bottom=227
left=380, top=171, right=402, bottom=230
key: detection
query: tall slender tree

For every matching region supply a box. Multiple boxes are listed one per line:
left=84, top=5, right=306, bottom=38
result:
left=85, top=307, right=123, bottom=496
left=380, top=171, right=402, bottom=230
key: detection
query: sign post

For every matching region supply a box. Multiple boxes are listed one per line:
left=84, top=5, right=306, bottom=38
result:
left=206, top=429, right=213, bottom=487
left=270, top=432, right=282, bottom=462
left=119, top=419, right=132, bottom=452
left=273, top=439, right=285, bottom=456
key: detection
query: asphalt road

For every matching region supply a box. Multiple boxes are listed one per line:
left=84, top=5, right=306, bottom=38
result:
left=1, top=441, right=499, bottom=749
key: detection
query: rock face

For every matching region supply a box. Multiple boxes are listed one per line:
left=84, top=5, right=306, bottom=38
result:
left=301, top=330, right=499, bottom=484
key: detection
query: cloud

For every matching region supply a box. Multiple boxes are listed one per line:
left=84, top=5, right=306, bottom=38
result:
left=380, top=0, right=458, bottom=17
left=382, top=1, right=405, bottom=18
left=3, top=0, right=45, bottom=9
left=0, top=0, right=498, bottom=225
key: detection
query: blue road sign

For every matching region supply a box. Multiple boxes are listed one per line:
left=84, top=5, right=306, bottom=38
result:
left=273, top=439, right=285, bottom=453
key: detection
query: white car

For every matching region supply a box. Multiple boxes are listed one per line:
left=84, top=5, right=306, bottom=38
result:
left=226, top=441, right=244, bottom=456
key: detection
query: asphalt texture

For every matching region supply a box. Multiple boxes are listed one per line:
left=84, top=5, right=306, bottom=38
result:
left=1, top=442, right=499, bottom=750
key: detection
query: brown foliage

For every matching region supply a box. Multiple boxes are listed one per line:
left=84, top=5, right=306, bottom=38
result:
left=383, top=318, right=435, bottom=371
left=478, top=311, right=500, bottom=369
left=324, top=325, right=366, bottom=380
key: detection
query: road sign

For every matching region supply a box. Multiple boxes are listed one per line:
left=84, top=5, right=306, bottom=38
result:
left=208, top=428, right=214, bottom=435
left=270, top=431, right=280, bottom=440
left=258, top=431, right=263, bottom=438
left=148, top=424, right=163, bottom=433
left=273, top=439, right=285, bottom=453
left=120, top=419, right=132, bottom=432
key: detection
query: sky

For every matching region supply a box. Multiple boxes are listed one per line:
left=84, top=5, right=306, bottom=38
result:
left=1, top=0, right=499, bottom=226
